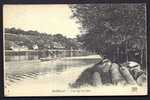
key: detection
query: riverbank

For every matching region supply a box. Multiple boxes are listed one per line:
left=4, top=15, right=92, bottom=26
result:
left=4, top=55, right=147, bottom=96
left=5, top=65, right=147, bottom=96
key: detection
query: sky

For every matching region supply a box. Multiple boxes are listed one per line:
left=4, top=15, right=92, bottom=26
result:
left=3, top=5, right=81, bottom=38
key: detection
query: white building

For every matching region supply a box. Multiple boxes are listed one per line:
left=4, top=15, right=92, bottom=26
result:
left=10, top=43, right=29, bottom=51
left=33, top=44, right=38, bottom=50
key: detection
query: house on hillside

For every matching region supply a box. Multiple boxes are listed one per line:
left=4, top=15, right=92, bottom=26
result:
left=33, top=44, right=38, bottom=50
left=10, top=43, right=29, bottom=51
left=53, top=42, right=65, bottom=49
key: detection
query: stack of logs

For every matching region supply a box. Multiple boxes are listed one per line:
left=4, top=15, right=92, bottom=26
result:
left=70, top=59, right=147, bottom=88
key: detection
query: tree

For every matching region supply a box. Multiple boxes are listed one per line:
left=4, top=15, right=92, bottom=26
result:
left=70, top=4, right=146, bottom=65
left=5, top=28, right=81, bottom=51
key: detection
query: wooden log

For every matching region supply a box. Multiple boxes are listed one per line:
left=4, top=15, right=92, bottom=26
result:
left=92, top=72, right=103, bottom=86
left=136, top=73, right=147, bottom=86
left=101, top=59, right=112, bottom=73
left=69, top=67, right=94, bottom=88
left=131, top=69, right=147, bottom=86
left=120, top=67, right=137, bottom=85
left=127, top=61, right=141, bottom=71
left=110, top=63, right=126, bottom=85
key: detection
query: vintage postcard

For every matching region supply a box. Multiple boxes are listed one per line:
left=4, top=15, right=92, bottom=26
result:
left=3, top=4, right=147, bottom=96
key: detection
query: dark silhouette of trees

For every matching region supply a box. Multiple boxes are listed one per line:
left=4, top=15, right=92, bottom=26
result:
left=70, top=4, right=146, bottom=66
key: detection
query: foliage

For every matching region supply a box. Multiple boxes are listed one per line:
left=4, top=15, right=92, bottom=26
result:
left=70, top=4, right=146, bottom=65
left=5, top=28, right=80, bottom=50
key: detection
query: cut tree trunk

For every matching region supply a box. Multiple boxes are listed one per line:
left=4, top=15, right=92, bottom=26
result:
left=120, top=67, right=137, bottom=85
left=110, top=63, right=126, bottom=85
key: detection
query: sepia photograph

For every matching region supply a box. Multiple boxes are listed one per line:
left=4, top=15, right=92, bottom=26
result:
left=3, top=4, right=147, bottom=96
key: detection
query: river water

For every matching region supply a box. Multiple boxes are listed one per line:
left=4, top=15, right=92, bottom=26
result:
left=4, top=55, right=147, bottom=96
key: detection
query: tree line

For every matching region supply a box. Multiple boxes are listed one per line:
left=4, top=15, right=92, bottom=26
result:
left=5, top=28, right=81, bottom=50
left=70, top=4, right=146, bottom=68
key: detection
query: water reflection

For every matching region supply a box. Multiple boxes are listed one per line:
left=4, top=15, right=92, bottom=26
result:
left=52, top=59, right=99, bottom=73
